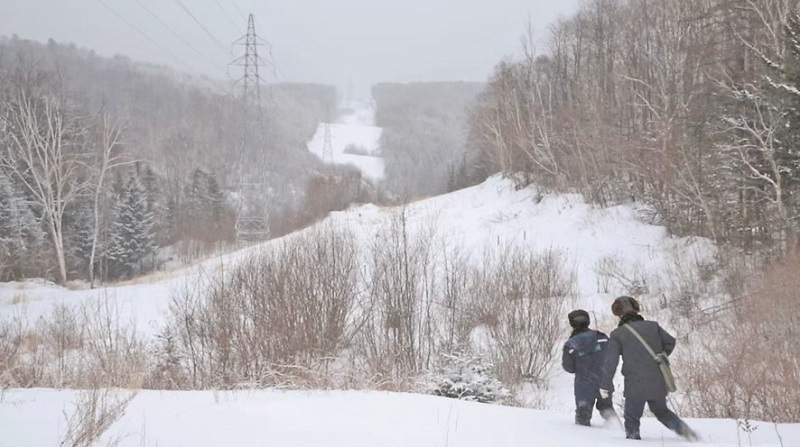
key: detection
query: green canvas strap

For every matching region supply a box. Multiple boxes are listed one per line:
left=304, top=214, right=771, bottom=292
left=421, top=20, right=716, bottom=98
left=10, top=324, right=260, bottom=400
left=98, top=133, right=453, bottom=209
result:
left=624, top=323, right=677, bottom=393
left=623, top=324, right=660, bottom=363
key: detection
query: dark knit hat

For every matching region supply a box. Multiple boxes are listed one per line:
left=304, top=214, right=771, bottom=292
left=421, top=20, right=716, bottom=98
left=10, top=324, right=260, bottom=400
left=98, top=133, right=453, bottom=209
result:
left=611, top=296, right=640, bottom=317
left=568, top=309, right=591, bottom=329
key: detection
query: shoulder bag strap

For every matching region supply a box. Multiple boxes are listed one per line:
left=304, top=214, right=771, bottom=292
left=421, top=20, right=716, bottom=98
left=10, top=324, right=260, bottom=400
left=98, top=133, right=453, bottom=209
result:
left=623, top=324, right=660, bottom=362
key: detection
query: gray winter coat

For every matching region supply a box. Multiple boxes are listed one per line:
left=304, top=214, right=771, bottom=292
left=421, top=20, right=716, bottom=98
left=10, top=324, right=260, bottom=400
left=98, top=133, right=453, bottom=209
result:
left=601, top=318, right=676, bottom=400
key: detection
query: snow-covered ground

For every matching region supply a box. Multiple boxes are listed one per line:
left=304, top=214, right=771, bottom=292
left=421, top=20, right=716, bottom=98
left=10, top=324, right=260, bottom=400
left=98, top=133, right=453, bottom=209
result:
left=306, top=99, right=385, bottom=182
left=3, top=389, right=797, bottom=447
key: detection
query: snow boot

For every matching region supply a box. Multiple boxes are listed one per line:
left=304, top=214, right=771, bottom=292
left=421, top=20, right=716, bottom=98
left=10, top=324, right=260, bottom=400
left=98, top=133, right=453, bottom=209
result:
left=625, top=432, right=641, bottom=440
left=601, top=408, right=622, bottom=430
left=679, top=424, right=700, bottom=442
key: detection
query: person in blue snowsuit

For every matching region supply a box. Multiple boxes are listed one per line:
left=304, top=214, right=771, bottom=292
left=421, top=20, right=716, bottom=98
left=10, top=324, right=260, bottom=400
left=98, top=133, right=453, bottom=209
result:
left=562, top=309, right=618, bottom=426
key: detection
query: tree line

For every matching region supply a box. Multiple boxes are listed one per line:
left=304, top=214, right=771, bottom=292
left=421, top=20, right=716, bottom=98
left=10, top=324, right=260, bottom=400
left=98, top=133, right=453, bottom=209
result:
left=467, top=0, right=800, bottom=256
left=0, top=37, right=335, bottom=284
left=373, top=82, right=484, bottom=199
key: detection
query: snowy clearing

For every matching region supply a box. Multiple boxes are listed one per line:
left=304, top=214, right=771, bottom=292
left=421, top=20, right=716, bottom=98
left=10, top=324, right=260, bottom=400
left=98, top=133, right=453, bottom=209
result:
left=306, top=99, right=385, bottom=181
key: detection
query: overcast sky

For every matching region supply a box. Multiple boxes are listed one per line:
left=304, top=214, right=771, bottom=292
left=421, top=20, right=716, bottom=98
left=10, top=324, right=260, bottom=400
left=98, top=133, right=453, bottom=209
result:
left=0, top=0, right=578, bottom=97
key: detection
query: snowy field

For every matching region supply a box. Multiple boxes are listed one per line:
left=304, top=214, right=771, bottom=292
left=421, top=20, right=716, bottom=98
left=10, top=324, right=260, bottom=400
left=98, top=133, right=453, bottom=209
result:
left=2, top=389, right=797, bottom=447
left=306, top=99, right=385, bottom=182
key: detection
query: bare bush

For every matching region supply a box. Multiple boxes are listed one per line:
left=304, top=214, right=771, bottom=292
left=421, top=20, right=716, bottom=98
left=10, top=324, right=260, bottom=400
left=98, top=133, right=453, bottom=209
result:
left=39, top=304, right=84, bottom=386
left=355, top=208, right=438, bottom=382
left=593, top=255, right=650, bottom=296
left=80, top=297, right=146, bottom=388
left=61, top=388, right=135, bottom=447
left=0, top=312, right=26, bottom=388
left=467, top=246, right=576, bottom=386
left=0, top=296, right=146, bottom=389
left=682, top=250, right=800, bottom=422
left=436, top=243, right=473, bottom=355
left=170, top=225, right=361, bottom=388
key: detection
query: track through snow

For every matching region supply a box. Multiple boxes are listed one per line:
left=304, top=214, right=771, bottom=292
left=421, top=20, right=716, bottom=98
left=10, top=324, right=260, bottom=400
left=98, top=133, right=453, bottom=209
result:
left=2, top=389, right=797, bottom=446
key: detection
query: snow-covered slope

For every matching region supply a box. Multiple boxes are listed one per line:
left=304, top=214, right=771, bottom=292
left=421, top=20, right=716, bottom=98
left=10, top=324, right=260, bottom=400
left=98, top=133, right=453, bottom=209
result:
left=3, top=389, right=796, bottom=447
left=0, top=175, right=710, bottom=337
left=323, top=178, right=713, bottom=315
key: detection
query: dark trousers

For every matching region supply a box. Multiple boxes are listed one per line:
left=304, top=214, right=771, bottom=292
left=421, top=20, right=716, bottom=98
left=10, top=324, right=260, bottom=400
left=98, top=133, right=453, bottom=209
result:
left=624, top=397, right=686, bottom=436
left=575, top=393, right=614, bottom=425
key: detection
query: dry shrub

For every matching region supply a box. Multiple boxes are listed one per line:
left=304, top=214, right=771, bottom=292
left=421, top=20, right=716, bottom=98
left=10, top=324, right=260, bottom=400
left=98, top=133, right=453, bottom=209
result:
left=593, top=254, right=650, bottom=296
left=682, top=250, right=800, bottom=422
left=80, top=298, right=147, bottom=388
left=0, top=313, right=25, bottom=388
left=468, top=246, right=576, bottom=386
left=170, top=225, right=361, bottom=388
left=354, top=209, right=438, bottom=381
left=61, top=388, right=135, bottom=447
left=0, top=297, right=146, bottom=389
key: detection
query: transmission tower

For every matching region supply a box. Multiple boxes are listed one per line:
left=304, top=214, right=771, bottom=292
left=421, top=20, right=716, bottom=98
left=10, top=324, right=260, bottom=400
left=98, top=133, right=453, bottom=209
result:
left=322, top=122, right=335, bottom=166
left=230, top=14, right=270, bottom=242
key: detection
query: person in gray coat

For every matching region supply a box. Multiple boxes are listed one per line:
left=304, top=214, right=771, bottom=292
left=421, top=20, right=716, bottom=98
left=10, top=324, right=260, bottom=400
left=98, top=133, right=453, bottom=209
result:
left=600, top=296, right=698, bottom=441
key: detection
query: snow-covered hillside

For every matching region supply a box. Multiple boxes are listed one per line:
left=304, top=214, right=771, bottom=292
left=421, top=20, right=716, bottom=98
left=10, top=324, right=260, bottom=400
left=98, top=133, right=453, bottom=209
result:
left=0, top=175, right=710, bottom=339
left=3, top=389, right=797, bottom=447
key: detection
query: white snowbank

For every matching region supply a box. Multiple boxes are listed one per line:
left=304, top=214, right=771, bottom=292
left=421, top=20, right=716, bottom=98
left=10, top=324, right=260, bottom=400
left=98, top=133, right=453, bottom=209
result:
left=2, top=389, right=796, bottom=447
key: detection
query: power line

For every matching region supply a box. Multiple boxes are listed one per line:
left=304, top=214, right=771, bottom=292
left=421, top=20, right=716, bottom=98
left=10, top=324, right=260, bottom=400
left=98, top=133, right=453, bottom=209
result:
left=174, top=0, right=231, bottom=56
left=211, top=0, right=240, bottom=33
left=95, top=0, right=195, bottom=73
left=227, top=0, right=247, bottom=21
left=130, top=0, right=228, bottom=75
left=95, top=0, right=229, bottom=96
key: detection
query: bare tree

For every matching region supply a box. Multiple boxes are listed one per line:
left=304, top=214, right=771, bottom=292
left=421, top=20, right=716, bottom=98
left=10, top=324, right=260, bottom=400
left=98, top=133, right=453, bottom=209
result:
left=0, top=88, right=89, bottom=284
left=88, top=114, right=132, bottom=288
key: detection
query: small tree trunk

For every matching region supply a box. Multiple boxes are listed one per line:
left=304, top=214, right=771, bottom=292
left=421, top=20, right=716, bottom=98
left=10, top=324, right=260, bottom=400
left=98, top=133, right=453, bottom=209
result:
left=48, top=218, right=68, bottom=284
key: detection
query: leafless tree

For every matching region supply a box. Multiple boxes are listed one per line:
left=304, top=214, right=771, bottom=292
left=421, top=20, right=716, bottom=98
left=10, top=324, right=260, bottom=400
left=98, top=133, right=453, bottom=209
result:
left=88, top=114, right=133, bottom=288
left=0, top=87, right=89, bottom=284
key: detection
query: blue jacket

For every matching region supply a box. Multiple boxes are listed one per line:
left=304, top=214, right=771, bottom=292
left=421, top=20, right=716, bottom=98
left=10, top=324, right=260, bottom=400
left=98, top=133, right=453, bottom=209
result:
left=563, top=329, right=609, bottom=393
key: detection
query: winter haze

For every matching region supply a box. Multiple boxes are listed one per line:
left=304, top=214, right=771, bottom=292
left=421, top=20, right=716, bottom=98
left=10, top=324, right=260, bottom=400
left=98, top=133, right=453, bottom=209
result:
left=3, top=0, right=800, bottom=445
left=0, top=0, right=578, bottom=94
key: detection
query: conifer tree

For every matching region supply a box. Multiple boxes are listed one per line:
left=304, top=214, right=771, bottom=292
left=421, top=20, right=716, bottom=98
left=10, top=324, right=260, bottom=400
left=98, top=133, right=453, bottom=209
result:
left=107, top=175, right=156, bottom=278
left=0, top=174, right=44, bottom=279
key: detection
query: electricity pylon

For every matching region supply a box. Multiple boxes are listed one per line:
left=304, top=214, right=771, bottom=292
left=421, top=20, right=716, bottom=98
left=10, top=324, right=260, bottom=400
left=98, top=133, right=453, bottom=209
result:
left=230, top=14, right=270, bottom=242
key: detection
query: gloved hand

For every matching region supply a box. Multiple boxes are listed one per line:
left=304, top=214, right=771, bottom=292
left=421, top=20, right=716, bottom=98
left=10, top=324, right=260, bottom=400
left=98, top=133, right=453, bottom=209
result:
left=599, top=389, right=610, bottom=399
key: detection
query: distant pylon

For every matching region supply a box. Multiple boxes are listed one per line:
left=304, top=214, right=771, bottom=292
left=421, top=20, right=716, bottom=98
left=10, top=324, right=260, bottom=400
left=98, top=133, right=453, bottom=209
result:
left=322, top=122, right=334, bottom=166
left=230, top=13, right=270, bottom=242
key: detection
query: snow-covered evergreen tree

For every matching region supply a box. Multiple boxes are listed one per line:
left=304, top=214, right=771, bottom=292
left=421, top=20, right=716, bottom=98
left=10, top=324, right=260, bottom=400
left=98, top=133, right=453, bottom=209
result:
left=68, top=203, right=96, bottom=273
left=107, top=175, right=156, bottom=278
left=140, top=165, right=170, bottom=245
left=426, top=352, right=510, bottom=404
left=183, top=168, right=230, bottom=242
left=0, top=174, right=44, bottom=279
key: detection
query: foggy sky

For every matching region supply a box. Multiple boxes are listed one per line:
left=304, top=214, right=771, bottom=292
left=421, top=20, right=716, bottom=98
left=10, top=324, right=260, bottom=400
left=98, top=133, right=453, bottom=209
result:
left=0, top=0, right=578, bottom=96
